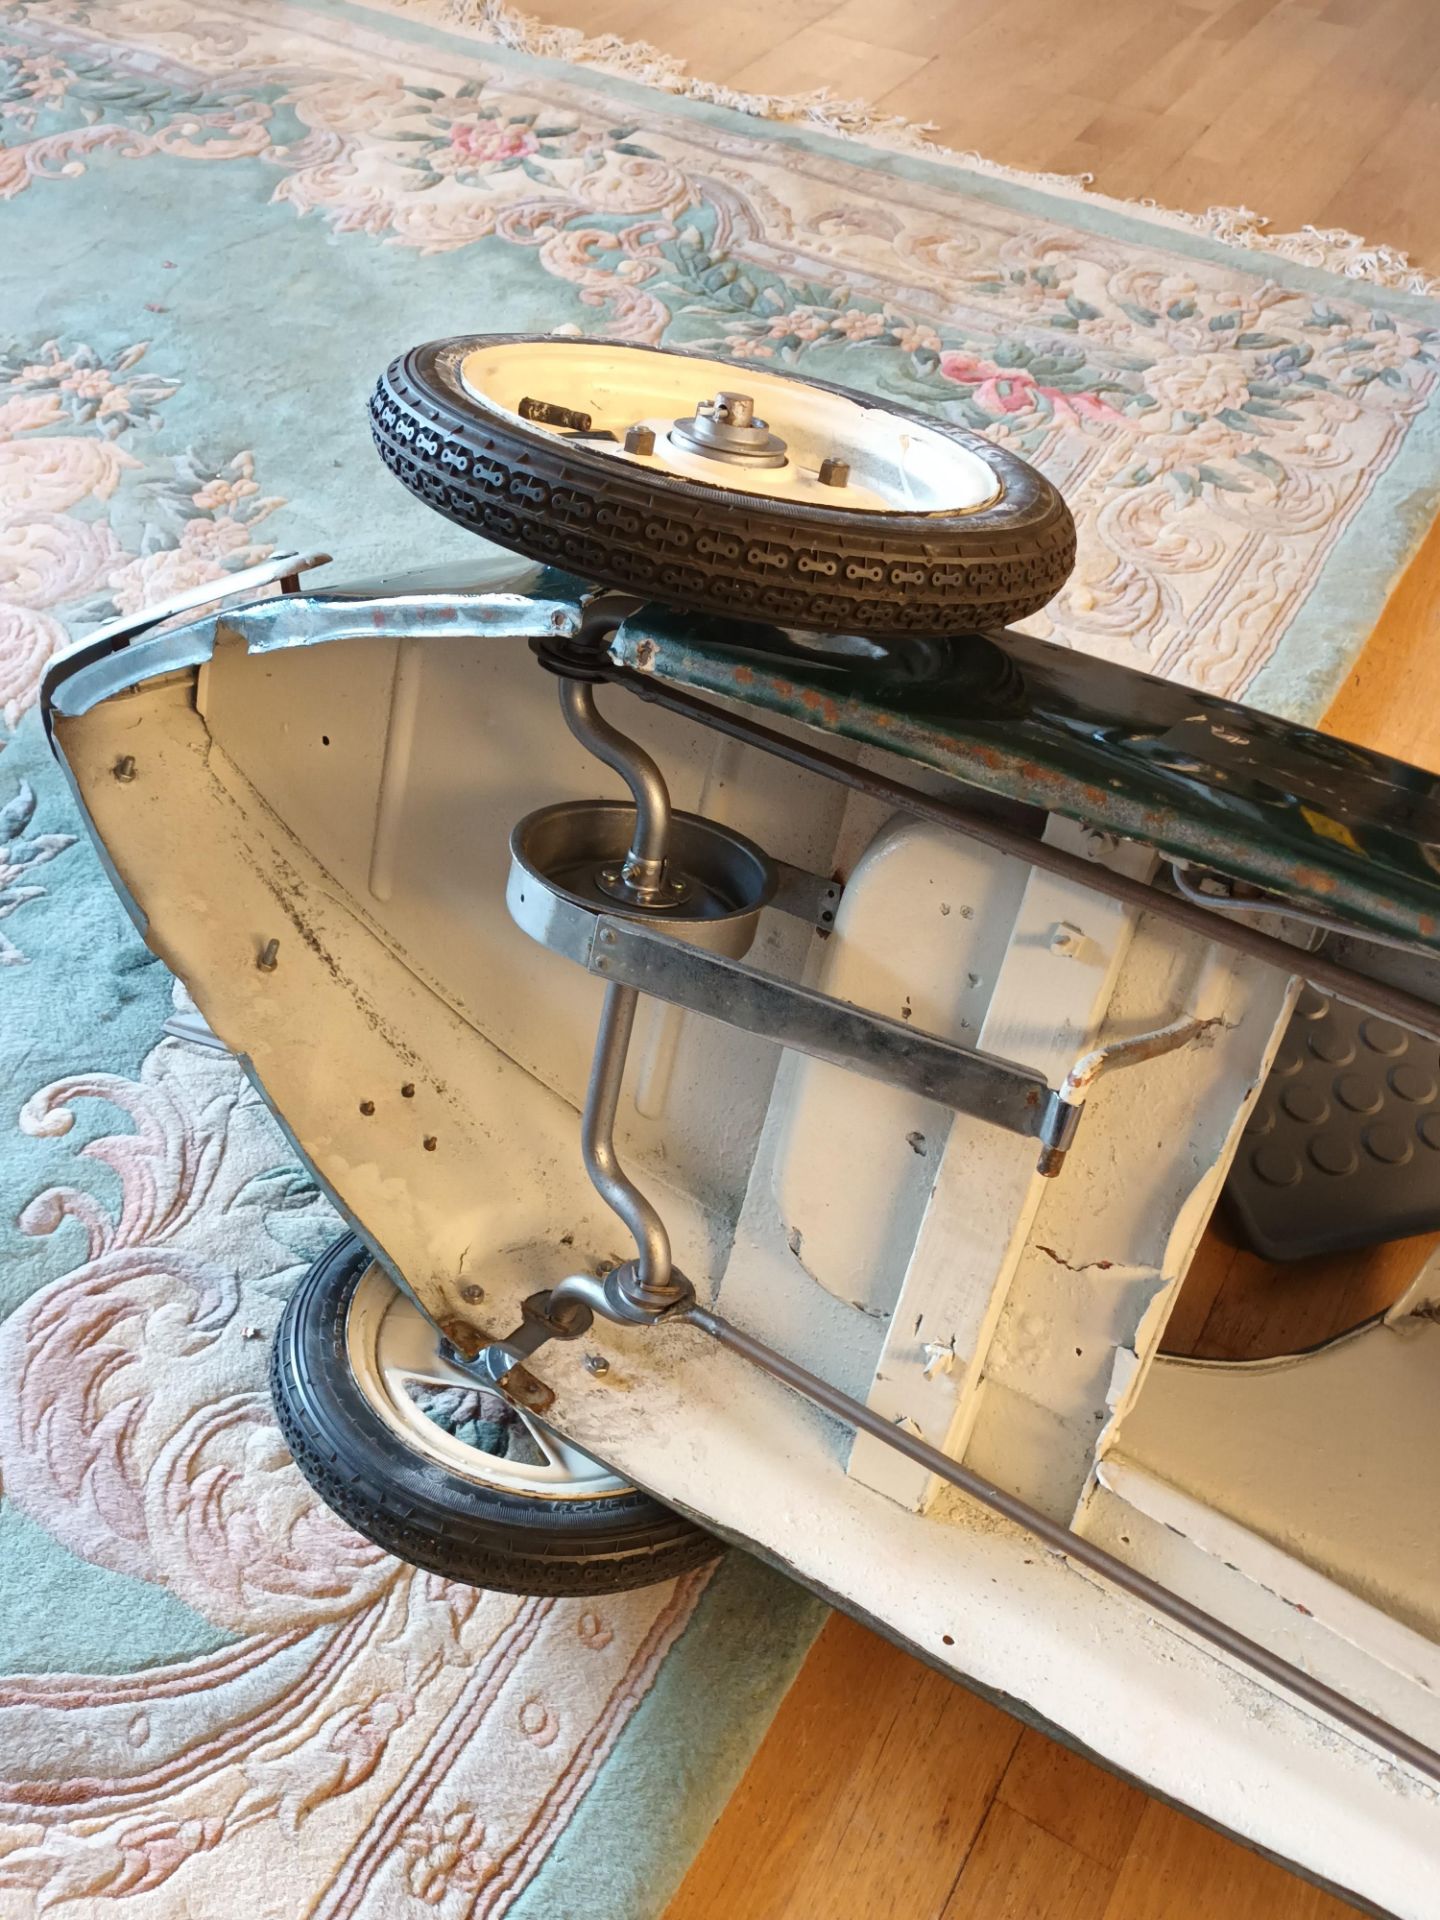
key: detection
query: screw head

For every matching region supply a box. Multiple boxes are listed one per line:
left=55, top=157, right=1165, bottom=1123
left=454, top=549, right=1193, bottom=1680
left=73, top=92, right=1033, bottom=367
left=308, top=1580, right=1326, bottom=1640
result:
left=461, top=1282, right=485, bottom=1304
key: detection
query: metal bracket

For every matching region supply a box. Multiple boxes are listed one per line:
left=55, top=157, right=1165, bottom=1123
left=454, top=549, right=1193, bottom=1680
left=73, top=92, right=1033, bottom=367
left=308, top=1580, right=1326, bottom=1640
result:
left=769, top=861, right=844, bottom=932
left=587, top=915, right=1052, bottom=1145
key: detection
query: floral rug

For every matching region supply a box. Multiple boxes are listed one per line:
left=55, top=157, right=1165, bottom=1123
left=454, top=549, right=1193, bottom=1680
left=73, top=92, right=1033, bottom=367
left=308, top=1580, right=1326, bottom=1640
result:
left=3, top=0, right=1440, bottom=1914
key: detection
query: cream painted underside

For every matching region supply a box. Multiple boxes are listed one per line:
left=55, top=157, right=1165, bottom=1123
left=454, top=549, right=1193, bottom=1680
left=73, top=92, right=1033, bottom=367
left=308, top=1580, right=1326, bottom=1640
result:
left=56, top=632, right=1440, bottom=1915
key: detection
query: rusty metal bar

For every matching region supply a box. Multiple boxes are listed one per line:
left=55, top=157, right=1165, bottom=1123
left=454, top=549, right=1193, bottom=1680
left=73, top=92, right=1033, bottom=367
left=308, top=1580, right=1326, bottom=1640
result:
left=616, top=672, right=1440, bottom=1045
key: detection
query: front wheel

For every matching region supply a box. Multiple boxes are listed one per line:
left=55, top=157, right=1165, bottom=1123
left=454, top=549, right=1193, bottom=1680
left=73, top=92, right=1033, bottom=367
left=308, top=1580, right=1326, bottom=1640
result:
left=270, top=1233, right=721, bottom=1595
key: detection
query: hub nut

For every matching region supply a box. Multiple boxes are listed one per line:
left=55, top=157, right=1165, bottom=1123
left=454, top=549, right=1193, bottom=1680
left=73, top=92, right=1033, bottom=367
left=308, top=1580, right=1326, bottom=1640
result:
left=670, top=390, right=788, bottom=469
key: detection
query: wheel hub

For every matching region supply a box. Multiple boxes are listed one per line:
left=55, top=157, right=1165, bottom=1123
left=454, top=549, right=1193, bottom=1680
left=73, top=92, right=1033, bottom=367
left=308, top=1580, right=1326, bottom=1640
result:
left=669, top=389, right=789, bottom=468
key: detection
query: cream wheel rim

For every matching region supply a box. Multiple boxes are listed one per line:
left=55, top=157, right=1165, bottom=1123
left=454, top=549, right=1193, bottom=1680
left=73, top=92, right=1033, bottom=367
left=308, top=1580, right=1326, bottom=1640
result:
left=457, top=338, right=1003, bottom=516
left=346, top=1263, right=628, bottom=1501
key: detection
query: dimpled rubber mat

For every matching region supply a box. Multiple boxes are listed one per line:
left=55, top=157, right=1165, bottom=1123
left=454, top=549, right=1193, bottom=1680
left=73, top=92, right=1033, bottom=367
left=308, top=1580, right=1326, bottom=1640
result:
left=1224, top=987, right=1440, bottom=1261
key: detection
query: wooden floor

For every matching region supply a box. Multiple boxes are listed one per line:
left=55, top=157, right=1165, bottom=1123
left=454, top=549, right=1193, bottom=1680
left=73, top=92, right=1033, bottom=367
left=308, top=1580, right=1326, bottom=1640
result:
left=665, top=1615, right=1359, bottom=1920
left=528, top=0, right=1440, bottom=267
left=507, top=0, right=1438, bottom=1909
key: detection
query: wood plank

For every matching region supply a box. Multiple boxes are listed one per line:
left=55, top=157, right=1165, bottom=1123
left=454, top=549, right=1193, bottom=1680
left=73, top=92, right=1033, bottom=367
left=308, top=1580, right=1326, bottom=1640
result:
left=940, top=1802, right=1116, bottom=1920
left=664, top=1612, right=1021, bottom=1920
left=996, top=1729, right=1147, bottom=1870
left=1101, top=1801, right=1362, bottom=1918
left=723, top=24, right=932, bottom=101
left=1163, top=1223, right=1438, bottom=1359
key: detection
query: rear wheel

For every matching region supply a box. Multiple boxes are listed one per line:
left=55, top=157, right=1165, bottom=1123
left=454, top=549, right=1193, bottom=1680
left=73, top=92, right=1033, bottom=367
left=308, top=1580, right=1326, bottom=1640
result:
left=270, top=1232, right=721, bottom=1595
left=370, top=334, right=1076, bottom=638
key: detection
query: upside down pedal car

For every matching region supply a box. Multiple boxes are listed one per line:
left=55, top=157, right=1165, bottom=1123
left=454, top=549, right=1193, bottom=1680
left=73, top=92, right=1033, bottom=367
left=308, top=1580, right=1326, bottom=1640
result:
left=43, top=336, right=1440, bottom=1915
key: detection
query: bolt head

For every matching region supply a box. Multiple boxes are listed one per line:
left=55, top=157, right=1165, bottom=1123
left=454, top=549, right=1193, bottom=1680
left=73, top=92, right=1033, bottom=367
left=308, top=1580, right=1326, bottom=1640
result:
left=584, top=1353, right=610, bottom=1376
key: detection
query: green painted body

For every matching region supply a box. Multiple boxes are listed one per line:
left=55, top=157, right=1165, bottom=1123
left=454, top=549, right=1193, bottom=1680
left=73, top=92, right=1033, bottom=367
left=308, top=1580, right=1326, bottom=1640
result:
left=615, top=607, right=1440, bottom=951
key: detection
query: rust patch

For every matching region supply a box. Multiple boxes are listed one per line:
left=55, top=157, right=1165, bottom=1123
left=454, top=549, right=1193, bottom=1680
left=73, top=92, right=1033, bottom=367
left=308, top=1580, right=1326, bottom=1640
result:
left=439, top=1317, right=484, bottom=1359
left=797, top=689, right=841, bottom=725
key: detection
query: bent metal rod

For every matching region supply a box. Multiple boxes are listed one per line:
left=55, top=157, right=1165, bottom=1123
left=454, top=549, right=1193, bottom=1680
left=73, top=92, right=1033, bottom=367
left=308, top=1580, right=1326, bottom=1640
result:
left=504, top=658, right=1440, bottom=1795
left=514, top=1269, right=1440, bottom=1794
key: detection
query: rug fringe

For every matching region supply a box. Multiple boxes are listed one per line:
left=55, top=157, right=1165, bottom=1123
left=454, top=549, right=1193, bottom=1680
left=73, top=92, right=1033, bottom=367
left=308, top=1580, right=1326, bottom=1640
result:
left=372, top=0, right=1438, bottom=296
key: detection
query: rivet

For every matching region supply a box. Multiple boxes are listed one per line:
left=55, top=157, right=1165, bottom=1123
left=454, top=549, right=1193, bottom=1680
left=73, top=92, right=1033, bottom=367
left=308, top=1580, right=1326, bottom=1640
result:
left=401, top=1082, right=416, bottom=1098
left=600, top=927, right=617, bottom=944
left=423, top=1134, right=438, bottom=1151
left=113, top=754, right=137, bottom=783
left=359, top=1099, right=376, bottom=1116
left=257, top=938, right=280, bottom=972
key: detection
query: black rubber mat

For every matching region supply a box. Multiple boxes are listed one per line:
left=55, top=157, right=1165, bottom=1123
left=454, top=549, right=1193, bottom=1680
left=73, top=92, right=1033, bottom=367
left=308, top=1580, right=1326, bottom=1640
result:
left=1224, top=986, right=1440, bottom=1260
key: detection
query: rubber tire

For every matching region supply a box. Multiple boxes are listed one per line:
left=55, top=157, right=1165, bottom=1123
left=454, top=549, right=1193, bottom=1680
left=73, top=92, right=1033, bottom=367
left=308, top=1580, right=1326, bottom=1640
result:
left=271, top=1232, right=722, bottom=1595
left=369, top=335, right=1076, bottom=639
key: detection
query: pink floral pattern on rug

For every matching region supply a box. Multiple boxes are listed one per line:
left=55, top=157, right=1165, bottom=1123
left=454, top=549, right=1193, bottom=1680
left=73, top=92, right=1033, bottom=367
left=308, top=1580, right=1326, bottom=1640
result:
left=0, top=1004, right=711, bottom=1914
left=0, top=335, right=280, bottom=730
left=5, top=0, right=1438, bottom=695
